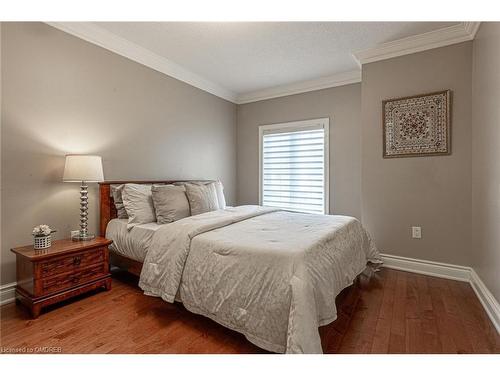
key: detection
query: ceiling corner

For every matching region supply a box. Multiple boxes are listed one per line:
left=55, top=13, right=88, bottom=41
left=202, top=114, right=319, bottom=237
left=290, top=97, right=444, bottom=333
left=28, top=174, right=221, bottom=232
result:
left=45, top=22, right=238, bottom=103
left=352, top=22, right=477, bottom=66
left=464, top=22, right=481, bottom=39
left=236, top=70, right=361, bottom=104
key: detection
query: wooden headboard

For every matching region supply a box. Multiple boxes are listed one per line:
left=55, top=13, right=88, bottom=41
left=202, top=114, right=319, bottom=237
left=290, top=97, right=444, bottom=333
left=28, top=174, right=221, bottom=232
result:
left=98, top=180, right=214, bottom=237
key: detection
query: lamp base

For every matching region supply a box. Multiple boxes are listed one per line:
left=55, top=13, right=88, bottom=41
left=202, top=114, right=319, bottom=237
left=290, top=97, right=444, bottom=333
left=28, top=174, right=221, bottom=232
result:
left=71, top=232, right=96, bottom=241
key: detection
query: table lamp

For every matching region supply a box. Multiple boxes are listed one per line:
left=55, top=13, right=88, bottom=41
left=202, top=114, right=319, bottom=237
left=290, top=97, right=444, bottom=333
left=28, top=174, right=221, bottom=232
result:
left=63, top=155, right=104, bottom=241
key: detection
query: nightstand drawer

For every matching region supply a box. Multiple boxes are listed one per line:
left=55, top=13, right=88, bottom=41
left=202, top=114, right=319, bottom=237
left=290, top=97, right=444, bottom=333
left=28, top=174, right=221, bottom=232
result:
left=40, top=264, right=107, bottom=295
left=38, top=247, right=105, bottom=277
left=12, top=237, right=112, bottom=318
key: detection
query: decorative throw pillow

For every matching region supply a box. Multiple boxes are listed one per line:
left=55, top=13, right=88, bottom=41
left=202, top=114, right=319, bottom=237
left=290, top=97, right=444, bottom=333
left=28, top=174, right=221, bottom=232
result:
left=111, top=184, right=128, bottom=219
left=184, top=182, right=220, bottom=216
left=151, top=184, right=191, bottom=224
left=121, top=184, right=155, bottom=229
left=175, top=180, right=226, bottom=209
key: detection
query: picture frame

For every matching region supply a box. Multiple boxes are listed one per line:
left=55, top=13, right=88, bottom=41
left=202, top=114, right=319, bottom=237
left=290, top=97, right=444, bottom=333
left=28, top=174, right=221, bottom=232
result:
left=382, top=90, right=451, bottom=158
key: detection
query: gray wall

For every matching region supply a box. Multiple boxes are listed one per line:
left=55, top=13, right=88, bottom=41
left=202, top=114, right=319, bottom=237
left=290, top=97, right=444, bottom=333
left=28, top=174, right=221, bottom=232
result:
left=0, top=22, right=237, bottom=285
left=237, top=43, right=474, bottom=268
left=2, top=22, right=499, bottom=303
left=471, top=23, right=500, bottom=301
left=237, top=84, right=362, bottom=219
left=361, top=42, right=473, bottom=266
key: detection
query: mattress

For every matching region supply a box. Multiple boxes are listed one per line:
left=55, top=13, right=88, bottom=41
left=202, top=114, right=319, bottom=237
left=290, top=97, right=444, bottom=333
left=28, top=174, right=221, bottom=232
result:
left=105, top=218, right=162, bottom=262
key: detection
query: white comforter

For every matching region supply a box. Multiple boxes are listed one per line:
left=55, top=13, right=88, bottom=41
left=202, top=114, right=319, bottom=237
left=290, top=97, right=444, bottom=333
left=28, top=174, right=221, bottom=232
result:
left=139, top=205, right=381, bottom=353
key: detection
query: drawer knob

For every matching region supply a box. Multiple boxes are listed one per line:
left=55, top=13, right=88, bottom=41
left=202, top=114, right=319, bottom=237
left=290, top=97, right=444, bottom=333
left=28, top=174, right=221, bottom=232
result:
left=73, top=256, right=82, bottom=266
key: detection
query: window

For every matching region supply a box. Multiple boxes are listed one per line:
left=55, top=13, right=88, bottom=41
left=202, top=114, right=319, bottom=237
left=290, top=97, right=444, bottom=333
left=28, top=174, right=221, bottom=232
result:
left=259, top=118, right=329, bottom=214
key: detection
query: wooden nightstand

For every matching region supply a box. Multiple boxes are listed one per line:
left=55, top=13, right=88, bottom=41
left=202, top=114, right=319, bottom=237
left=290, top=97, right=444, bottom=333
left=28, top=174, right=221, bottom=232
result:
left=11, top=237, right=113, bottom=318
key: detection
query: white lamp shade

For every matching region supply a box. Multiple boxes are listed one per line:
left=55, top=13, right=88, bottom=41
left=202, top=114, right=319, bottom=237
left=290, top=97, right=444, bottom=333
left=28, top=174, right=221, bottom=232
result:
left=63, top=155, right=104, bottom=182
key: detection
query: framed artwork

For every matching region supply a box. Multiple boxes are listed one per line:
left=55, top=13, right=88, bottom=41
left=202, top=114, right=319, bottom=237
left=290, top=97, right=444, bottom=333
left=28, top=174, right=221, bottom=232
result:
left=382, top=90, right=451, bottom=158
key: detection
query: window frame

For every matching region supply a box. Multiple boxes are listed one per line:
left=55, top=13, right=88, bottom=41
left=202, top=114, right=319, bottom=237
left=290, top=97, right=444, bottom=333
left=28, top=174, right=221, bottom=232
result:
left=258, top=118, right=330, bottom=215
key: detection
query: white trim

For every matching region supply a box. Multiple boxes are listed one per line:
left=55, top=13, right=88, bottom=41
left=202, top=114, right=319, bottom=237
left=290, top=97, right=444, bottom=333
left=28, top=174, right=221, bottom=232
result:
left=45, top=22, right=238, bottom=103
left=353, top=22, right=481, bottom=66
left=380, top=253, right=470, bottom=282
left=381, top=253, right=500, bottom=334
left=236, top=70, right=361, bottom=104
left=324, top=121, right=330, bottom=214
left=464, top=22, right=482, bottom=39
left=470, top=269, right=500, bottom=334
left=45, top=23, right=360, bottom=105
left=258, top=118, right=330, bottom=215
left=45, top=22, right=482, bottom=104
left=0, top=282, right=16, bottom=306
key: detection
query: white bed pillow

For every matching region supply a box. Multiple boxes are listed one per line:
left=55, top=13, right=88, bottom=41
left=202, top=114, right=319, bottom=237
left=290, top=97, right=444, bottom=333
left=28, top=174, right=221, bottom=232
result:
left=122, top=184, right=156, bottom=229
left=111, top=184, right=128, bottom=219
left=184, top=182, right=220, bottom=216
left=151, top=184, right=191, bottom=224
left=213, top=180, right=226, bottom=209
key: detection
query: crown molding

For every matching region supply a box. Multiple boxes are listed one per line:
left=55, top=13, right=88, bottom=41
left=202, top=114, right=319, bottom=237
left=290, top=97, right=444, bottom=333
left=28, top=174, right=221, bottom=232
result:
left=48, top=22, right=360, bottom=105
left=463, top=21, right=482, bottom=38
left=46, top=22, right=481, bottom=105
left=236, top=70, right=361, bottom=104
left=46, top=22, right=238, bottom=103
left=353, top=22, right=481, bottom=66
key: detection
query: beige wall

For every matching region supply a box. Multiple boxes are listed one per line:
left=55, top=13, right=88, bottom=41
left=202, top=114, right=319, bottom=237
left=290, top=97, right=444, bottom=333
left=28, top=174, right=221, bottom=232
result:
left=2, top=22, right=498, bottom=302
left=237, top=43, right=474, bottom=267
left=236, top=84, right=362, bottom=219
left=472, top=23, right=500, bottom=301
left=361, top=42, right=473, bottom=266
left=0, top=22, right=237, bottom=285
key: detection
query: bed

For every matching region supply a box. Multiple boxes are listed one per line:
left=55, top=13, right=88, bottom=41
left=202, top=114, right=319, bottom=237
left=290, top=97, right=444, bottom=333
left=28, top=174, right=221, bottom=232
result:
left=106, top=219, right=161, bottom=262
left=99, top=180, right=381, bottom=353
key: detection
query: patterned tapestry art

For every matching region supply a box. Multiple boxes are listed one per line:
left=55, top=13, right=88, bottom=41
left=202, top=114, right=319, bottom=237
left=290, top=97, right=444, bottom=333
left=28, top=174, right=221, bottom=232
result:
left=383, top=90, right=451, bottom=158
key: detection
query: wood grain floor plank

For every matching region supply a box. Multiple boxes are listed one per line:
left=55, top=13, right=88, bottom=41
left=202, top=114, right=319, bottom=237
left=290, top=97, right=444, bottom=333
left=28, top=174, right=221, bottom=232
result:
left=427, top=276, right=477, bottom=353
left=405, top=273, right=424, bottom=353
left=336, top=271, right=385, bottom=353
left=370, top=269, right=396, bottom=354
left=415, top=274, right=441, bottom=353
left=388, top=271, right=407, bottom=353
left=440, top=278, right=475, bottom=353
left=427, top=276, right=459, bottom=353
left=447, top=280, right=499, bottom=353
left=1, top=269, right=498, bottom=354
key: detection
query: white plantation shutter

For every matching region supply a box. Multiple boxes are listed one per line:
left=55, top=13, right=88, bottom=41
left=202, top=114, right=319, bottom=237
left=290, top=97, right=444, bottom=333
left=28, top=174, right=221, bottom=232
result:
left=259, top=118, right=329, bottom=214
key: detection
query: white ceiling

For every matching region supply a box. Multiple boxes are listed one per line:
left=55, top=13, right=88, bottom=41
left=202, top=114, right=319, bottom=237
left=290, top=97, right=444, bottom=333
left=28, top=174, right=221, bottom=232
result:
left=50, top=22, right=478, bottom=103
left=94, top=22, right=457, bottom=95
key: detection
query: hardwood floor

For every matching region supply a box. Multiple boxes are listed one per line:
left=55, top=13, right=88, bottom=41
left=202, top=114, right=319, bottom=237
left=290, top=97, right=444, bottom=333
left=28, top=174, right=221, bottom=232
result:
left=1, top=268, right=498, bottom=354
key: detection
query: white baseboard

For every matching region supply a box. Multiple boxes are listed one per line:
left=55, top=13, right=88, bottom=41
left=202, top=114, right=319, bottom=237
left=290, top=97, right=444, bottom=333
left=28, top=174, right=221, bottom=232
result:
left=381, top=253, right=500, bottom=334
left=0, top=282, right=16, bottom=306
left=469, top=269, right=500, bottom=334
left=380, top=253, right=471, bottom=282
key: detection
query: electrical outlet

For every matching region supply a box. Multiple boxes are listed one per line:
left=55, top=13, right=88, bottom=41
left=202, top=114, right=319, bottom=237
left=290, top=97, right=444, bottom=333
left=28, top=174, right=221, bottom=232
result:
left=412, top=226, right=422, bottom=239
